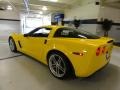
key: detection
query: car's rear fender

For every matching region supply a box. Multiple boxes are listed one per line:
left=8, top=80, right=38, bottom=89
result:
left=45, top=38, right=97, bottom=77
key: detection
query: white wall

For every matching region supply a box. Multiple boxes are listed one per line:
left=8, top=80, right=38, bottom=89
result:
left=64, top=1, right=100, bottom=34
left=0, top=10, right=20, bottom=42
left=0, top=10, right=20, bottom=20
left=64, top=2, right=120, bottom=42
left=98, top=6, right=120, bottom=23
left=97, top=6, right=120, bottom=42
left=65, top=3, right=100, bottom=20
left=0, top=20, right=20, bottom=42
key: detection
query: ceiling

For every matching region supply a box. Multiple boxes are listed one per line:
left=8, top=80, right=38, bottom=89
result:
left=0, top=0, right=81, bottom=13
left=0, top=0, right=120, bottom=14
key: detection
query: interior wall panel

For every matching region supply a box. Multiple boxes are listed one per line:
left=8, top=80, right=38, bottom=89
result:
left=0, top=20, right=20, bottom=42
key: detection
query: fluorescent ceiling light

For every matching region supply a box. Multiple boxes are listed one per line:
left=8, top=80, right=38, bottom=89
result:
left=7, top=5, right=12, bottom=10
left=49, top=0, right=58, bottom=2
left=39, top=11, right=43, bottom=14
left=41, top=0, right=58, bottom=2
left=42, top=6, right=48, bottom=11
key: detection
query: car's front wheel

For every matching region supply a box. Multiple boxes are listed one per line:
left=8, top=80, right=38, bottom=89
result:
left=48, top=52, right=74, bottom=79
left=9, top=38, right=17, bottom=52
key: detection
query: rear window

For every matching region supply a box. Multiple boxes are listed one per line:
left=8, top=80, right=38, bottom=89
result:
left=54, top=27, right=100, bottom=39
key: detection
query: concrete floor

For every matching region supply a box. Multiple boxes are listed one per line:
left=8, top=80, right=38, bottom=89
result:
left=0, top=43, right=120, bottom=90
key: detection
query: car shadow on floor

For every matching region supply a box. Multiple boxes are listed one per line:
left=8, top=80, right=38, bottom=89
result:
left=63, top=63, right=120, bottom=90
left=17, top=54, right=120, bottom=90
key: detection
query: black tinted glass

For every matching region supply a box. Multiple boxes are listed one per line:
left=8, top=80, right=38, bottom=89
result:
left=54, top=28, right=100, bottom=39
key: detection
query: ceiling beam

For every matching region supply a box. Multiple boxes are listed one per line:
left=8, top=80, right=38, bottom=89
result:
left=8, top=0, right=71, bottom=9
left=14, top=2, right=65, bottom=11
left=29, top=0, right=71, bottom=8
left=23, top=0, right=29, bottom=12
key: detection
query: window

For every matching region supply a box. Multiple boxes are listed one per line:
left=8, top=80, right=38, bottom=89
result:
left=54, top=28, right=100, bottom=39
left=34, top=28, right=50, bottom=34
left=29, top=27, right=51, bottom=37
left=21, top=14, right=51, bottom=34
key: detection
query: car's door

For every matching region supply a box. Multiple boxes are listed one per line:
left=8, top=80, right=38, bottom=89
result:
left=22, top=27, right=51, bottom=62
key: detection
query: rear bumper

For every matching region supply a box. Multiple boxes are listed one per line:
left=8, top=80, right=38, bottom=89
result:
left=74, top=59, right=110, bottom=77
left=71, top=52, right=111, bottom=77
left=72, top=42, right=113, bottom=77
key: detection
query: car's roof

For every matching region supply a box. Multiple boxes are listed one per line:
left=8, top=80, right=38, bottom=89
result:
left=44, top=25, right=65, bottom=28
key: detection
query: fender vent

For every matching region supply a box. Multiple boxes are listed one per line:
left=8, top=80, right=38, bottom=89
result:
left=18, top=41, right=22, bottom=48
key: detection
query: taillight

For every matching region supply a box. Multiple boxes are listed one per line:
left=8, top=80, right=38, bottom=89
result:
left=102, top=46, right=106, bottom=53
left=96, top=47, right=101, bottom=56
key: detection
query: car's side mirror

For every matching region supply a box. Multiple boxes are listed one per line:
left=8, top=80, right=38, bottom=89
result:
left=24, top=34, right=30, bottom=37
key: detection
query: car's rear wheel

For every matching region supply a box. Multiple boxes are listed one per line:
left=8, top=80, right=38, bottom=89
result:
left=48, top=52, right=74, bottom=79
left=9, top=38, right=17, bottom=52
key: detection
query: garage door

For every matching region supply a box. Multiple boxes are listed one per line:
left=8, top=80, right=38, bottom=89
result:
left=0, top=20, right=20, bottom=42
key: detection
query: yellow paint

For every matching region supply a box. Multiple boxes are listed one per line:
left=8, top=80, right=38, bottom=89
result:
left=10, top=25, right=113, bottom=77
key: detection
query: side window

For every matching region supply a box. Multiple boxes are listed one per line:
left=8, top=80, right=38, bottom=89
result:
left=31, top=28, right=51, bottom=37
left=54, top=28, right=73, bottom=37
left=54, top=28, right=87, bottom=38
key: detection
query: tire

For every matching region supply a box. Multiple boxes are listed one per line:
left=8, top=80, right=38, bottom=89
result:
left=8, top=37, right=17, bottom=52
left=48, top=52, right=74, bottom=79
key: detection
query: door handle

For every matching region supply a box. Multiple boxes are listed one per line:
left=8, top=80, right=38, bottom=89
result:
left=44, top=39, right=47, bottom=44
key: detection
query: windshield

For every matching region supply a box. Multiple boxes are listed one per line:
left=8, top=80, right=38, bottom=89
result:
left=54, top=27, right=100, bottom=39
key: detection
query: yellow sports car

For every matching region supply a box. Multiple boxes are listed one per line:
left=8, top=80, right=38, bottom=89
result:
left=8, top=25, right=113, bottom=79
